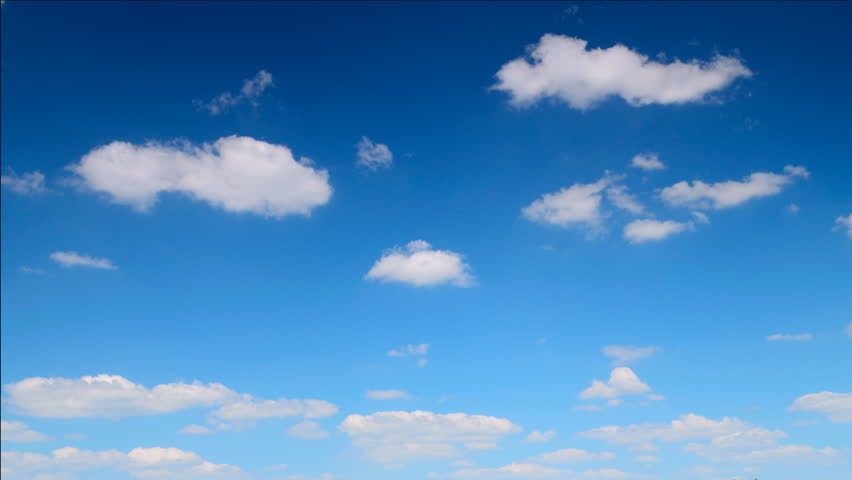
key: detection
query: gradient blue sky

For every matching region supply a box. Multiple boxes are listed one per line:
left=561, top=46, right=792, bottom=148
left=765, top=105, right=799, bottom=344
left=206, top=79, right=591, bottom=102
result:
left=1, top=2, right=851, bottom=480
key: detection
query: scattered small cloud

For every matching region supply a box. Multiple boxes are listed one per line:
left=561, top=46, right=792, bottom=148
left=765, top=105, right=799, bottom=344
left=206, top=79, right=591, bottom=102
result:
left=388, top=344, right=429, bottom=358
left=578, top=367, right=653, bottom=401
left=1, top=170, right=46, bottom=194
left=630, top=154, right=665, bottom=171
left=178, top=424, right=215, bottom=435
left=787, top=203, right=800, bottom=215
left=524, top=430, right=556, bottom=443
left=49, top=251, right=117, bottom=270
left=766, top=333, right=813, bottom=342
left=356, top=136, right=393, bottom=171
left=366, top=389, right=412, bottom=400
left=366, top=241, right=475, bottom=287
left=602, top=345, right=660, bottom=366
left=528, top=448, right=615, bottom=464
left=624, top=219, right=693, bottom=244
left=18, top=266, right=47, bottom=275
left=789, top=392, right=852, bottom=423
left=691, top=211, right=710, bottom=224
left=195, top=69, right=273, bottom=115
left=834, top=212, right=852, bottom=238
left=1, top=420, right=50, bottom=442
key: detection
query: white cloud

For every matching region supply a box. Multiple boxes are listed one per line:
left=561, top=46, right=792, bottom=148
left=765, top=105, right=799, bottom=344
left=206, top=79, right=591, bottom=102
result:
left=356, top=137, right=393, bottom=170
left=3, top=374, right=337, bottom=426
left=623, top=219, right=693, bottom=244
left=580, top=414, right=754, bottom=446
left=3, top=374, right=236, bottom=418
left=606, top=185, right=644, bottom=215
left=0, top=446, right=244, bottom=480
left=287, top=421, right=329, bottom=440
left=525, top=430, right=556, bottom=443
left=660, top=165, right=809, bottom=210
left=789, top=392, right=852, bottom=423
left=691, top=211, right=710, bottom=224
left=530, top=449, right=616, bottom=464
left=388, top=344, right=430, bottom=357
left=720, top=445, right=844, bottom=465
left=1, top=170, right=46, bottom=194
left=366, top=241, right=475, bottom=287
left=629, top=154, right=664, bottom=171
left=196, top=70, right=273, bottom=115
left=49, top=251, right=117, bottom=270
left=431, top=462, right=570, bottom=479
left=1, top=420, right=49, bottom=443
left=578, top=368, right=652, bottom=400
left=493, top=34, right=751, bottom=110
left=602, top=346, right=659, bottom=366
left=835, top=212, right=852, bottom=238
left=178, top=425, right=215, bottom=436
left=366, top=390, right=411, bottom=400
left=766, top=333, right=812, bottom=342
left=210, top=396, right=338, bottom=421
left=338, top=410, right=521, bottom=465
left=522, top=177, right=609, bottom=231
left=69, top=136, right=332, bottom=218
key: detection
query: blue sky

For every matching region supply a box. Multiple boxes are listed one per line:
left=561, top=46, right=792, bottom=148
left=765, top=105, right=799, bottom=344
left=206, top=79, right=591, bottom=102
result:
left=1, top=1, right=851, bottom=479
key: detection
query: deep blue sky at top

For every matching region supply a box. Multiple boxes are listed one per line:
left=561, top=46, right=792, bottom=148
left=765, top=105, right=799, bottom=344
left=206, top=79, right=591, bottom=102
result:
left=1, top=2, right=851, bottom=478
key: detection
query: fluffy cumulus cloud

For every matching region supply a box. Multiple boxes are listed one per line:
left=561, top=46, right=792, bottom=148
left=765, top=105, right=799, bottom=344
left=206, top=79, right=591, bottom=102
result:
left=835, top=212, right=852, bottom=238
left=493, top=34, right=751, bottom=110
left=524, top=430, right=556, bottom=443
left=366, top=389, right=412, bottom=400
left=578, top=368, right=652, bottom=401
left=366, top=241, right=475, bottom=287
left=522, top=177, right=609, bottom=231
left=338, top=410, right=521, bottom=465
left=287, top=421, right=330, bottom=440
left=1, top=420, right=49, bottom=443
left=0, top=446, right=244, bottom=480
left=660, top=165, right=809, bottom=210
left=1, top=170, right=46, bottom=194
left=623, top=219, right=693, bottom=244
left=69, top=136, right=332, bottom=218
left=629, top=154, right=665, bottom=171
left=196, top=69, right=273, bottom=115
left=49, top=251, right=117, bottom=270
left=356, top=136, right=393, bottom=170
left=2, top=375, right=337, bottom=426
left=789, top=391, right=852, bottom=423
left=602, top=346, right=659, bottom=366
left=766, top=333, right=813, bottom=342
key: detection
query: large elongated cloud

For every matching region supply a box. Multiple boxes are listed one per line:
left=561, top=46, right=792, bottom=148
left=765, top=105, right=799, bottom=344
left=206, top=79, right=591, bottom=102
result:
left=0, top=446, right=244, bottom=480
left=338, top=410, right=521, bottom=465
left=580, top=414, right=755, bottom=446
left=660, top=165, right=809, bottom=210
left=2, top=375, right=337, bottom=423
left=69, top=136, right=332, bottom=218
left=366, top=241, right=475, bottom=287
left=493, top=34, right=751, bottom=110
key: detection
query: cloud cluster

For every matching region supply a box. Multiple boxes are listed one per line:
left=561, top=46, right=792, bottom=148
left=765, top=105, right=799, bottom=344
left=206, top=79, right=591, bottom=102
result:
left=660, top=165, right=809, bottom=210
left=356, top=137, right=393, bottom=170
left=0, top=446, right=244, bottom=480
left=196, top=70, right=273, bottom=115
left=69, top=136, right=332, bottom=218
left=493, top=35, right=751, bottom=110
left=338, top=410, right=521, bottom=465
left=50, top=251, right=117, bottom=270
left=1, top=170, right=46, bottom=194
left=366, top=241, right=475, bottom=287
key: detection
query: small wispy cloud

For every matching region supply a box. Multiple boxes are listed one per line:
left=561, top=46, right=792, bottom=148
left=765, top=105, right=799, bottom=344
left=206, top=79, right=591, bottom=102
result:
left=767, top=333, right=813, bottom=342
left=195, top=70, right=273, bottom=115
left=1, top=170, right=46, bottom=194
left=50, top=251, right=117, bottom=270
left=356, top=136, right=393, bottom=170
